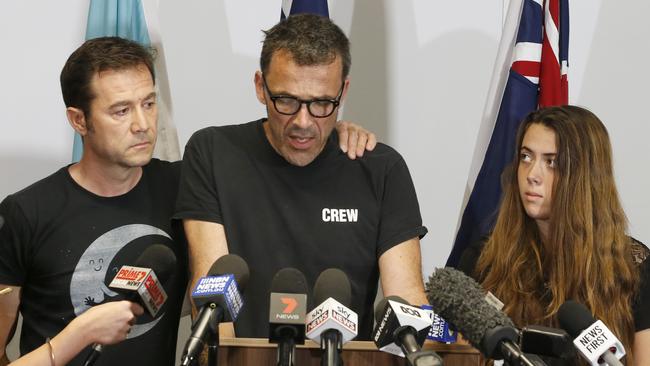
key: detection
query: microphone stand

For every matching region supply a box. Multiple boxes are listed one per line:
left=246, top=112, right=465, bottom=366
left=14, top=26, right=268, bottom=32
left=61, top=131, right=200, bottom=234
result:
left=275, top=325, right=298, bottom=366
left=181, top=304, right=223, bottom=366
left=320, top=329, right=343, bottom=366
left=207, top=307, right=223, bottom=366
left=500, top=342, right=548, bottom=366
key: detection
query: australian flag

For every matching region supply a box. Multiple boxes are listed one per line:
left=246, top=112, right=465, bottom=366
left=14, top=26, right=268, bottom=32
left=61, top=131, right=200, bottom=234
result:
left=447, top=0, right=569, bottom=266
left=281, top=0, right=329, bottom=19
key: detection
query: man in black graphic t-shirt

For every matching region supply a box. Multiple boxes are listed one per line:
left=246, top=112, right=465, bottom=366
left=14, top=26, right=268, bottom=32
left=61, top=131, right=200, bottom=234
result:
left=175, top=14, right=429, bottom=339
left=0, top=37, right=187, bottom=366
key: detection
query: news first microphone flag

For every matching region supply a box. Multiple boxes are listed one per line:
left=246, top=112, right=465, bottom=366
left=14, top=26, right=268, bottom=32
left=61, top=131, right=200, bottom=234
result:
left=72, top=0, right=180, bottom=163
left=446, top=0, right=569, bottom=266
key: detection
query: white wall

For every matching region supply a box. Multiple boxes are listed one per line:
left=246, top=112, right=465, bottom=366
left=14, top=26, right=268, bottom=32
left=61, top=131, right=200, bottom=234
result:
left=1, top=0, right=649, bottom=361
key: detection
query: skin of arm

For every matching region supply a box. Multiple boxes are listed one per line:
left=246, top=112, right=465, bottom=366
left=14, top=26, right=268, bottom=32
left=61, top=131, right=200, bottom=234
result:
left=8, top=300, right=143, bottom=366
left=0, top=286, right=20, bottom=366
left=183, top=219, right=233, bottom=341
left=633, top=329, right=650, bottom=365
left=378, top=238, right=428, bottom=307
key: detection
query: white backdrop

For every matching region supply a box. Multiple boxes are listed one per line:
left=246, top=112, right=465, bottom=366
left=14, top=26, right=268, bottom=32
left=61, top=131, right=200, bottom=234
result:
left=1, top=0, right=649, bottom=361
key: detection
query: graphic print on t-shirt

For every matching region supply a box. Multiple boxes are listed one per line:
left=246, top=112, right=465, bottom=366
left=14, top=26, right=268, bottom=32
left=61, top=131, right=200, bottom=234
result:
left=321, top=208, right=359, bottom=223
left=69, top=224, right=171, bottom=339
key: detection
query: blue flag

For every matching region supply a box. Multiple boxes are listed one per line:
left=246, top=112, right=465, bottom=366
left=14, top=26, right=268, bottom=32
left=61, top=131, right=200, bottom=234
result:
left=447, top=0, right=569, bottom=266
left=281, top=0, right=329, bottom=19
left=72, top=0, right=152, bottom=163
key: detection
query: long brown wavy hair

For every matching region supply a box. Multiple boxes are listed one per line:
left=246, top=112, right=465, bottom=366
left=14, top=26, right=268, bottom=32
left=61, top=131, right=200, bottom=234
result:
left=475, top=105, right=639, bottom=360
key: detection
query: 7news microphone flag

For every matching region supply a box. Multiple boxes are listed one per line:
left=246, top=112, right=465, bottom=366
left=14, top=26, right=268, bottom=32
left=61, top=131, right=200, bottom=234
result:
left=447, top=0, right=569, bottom=266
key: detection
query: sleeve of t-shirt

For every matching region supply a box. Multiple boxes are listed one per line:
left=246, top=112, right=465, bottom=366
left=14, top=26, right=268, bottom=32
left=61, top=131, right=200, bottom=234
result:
left=376, top=155, right=427, bottom=257
left=0, top=197, right=31, bottom=285
left=173, top=129, right=224, bottom=224
left=634, top=256, right=650, bottom=331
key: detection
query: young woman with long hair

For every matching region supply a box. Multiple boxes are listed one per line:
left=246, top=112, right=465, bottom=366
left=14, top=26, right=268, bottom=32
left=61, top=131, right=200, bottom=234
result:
left=458, top=105, right=650, bottom=365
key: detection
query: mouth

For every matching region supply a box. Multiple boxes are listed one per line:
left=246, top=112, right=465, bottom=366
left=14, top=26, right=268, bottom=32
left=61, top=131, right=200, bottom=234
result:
left=131, top=141, right=151, bottom=149
left=525, top=192, right=543, bottom=199
left=288, top=135, right=315, bottom=150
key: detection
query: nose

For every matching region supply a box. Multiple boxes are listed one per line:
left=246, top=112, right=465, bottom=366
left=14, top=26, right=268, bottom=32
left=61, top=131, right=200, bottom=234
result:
left=291, top=103, right=312, bottom=129
left=131, top=106, right=150, bottom=133
left=526, top=161, right=542, bottom=185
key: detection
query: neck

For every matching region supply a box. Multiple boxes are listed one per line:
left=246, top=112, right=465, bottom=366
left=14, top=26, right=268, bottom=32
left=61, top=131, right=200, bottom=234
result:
left=536, top=219, right=550, bottom=244
left=69, top=158, right=143, bottom=197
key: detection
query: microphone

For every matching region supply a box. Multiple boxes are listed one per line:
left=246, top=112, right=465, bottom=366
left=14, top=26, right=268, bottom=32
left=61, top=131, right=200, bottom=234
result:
left=84, top=244, right=177, bottom=366
left=181, top=254, right=249, bottom=366
left=305, top=268, right=358, bottom=366
left=426, top=267, right=547, bottom=366
left=519, top=325, right=575, bottom=360
left=372, top=296, right=442, bottom=366
left=558, top=300, right=625, bottom=366
left=269, top=268, right=309, bottom=366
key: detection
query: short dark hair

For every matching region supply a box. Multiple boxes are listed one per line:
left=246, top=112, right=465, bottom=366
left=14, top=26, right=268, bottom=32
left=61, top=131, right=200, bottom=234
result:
left=260, top=14, right=351, bottom=80
left=60, top=37, right=156, bottom=117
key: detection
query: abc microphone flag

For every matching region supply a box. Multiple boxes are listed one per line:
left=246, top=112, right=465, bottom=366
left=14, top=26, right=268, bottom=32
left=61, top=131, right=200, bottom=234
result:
left=373, top=297, right=432, bottom=357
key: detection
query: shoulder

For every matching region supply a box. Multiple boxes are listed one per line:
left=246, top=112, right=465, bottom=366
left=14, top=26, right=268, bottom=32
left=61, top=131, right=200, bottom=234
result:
left=0, top=167, right=70, bottom=233
left=357, top=142, right=407, bottom=171
left=631, top=237, right=650, bottom=266
left=187, top=120, right=263, bottom=147
left=4, top=167, right=69, bottom=206
left=457, top=236, right=489, bottom=280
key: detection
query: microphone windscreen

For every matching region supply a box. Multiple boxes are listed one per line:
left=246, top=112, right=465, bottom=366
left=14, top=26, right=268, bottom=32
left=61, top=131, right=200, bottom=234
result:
left=557, top=300, right=596, bottom=337
left=207, top=254, right=250, bottom=290
left=313, top=268, right=351, bottom=307
left=425, top=267, right=514, bottom=348
left=134, top=244, right=177, bottom=284
left=373, top=295, right=408, bottom=322
left=270, top=267, right=309, bottom=295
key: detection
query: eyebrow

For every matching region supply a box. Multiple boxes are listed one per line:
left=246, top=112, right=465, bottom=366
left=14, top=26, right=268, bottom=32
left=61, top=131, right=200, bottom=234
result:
left=520, top=146, right=557, bottom=157
left=108, top=92, right=157, bottom=110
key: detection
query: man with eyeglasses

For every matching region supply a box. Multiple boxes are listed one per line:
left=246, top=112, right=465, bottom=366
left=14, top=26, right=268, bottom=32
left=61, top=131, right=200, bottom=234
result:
left=174, top=14, right=428, bottom=340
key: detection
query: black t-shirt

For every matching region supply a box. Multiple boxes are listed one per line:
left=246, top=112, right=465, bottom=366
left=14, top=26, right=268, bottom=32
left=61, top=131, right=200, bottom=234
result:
left=0, top=159, right=187, bottom=366
left=174, top=119, right=427, bottom=339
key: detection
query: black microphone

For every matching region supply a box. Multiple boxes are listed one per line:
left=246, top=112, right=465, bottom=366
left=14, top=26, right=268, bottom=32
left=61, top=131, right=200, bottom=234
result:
left=426, top=267, right=547, bottom=366
left=372, top=296, right=442, bottom=366
left=268, top=268, right=309, bottom=366
left=181, top=254, right=249, bottom=366
left=519, top=325, right=575, bottom=360
left=305, top=268, right=358, bottom=366
left=84, top=244, right=177, bottom=366
left=558, top=300, right=625, bottom=366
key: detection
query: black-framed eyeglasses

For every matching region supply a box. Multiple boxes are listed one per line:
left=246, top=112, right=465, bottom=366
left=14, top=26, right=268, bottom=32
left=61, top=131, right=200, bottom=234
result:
left=262, top=75, right=344, bottom=118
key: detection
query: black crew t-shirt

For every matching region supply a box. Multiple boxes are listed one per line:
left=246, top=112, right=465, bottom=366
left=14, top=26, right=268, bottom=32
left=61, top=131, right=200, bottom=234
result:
left=174, top=119, right=427, bottom=339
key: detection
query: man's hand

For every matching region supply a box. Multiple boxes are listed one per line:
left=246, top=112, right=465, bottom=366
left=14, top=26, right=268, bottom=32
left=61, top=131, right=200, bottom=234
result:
left=335, top=121, right=377, bottom=159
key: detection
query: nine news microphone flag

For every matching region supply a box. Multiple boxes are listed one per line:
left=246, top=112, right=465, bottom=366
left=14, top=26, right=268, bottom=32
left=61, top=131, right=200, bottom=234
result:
left=446, top=0, right=569, bottom=266
left=72, top=0, right=180, bottom=163
left=281, top=0, right=329, bottom=19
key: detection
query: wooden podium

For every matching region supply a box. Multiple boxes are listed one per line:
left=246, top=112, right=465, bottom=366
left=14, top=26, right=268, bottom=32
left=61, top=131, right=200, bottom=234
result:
left=218, top=337, right=483, bottom=365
